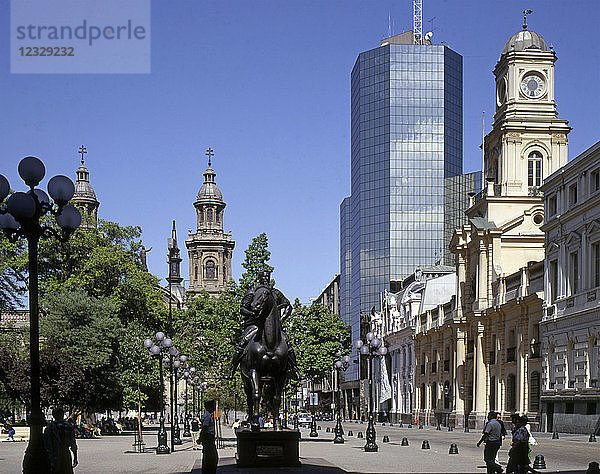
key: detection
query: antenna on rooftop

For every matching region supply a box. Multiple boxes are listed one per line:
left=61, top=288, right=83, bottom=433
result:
left=388, top=13, right=392, bottom=38
left=413, top=0, right=423, bottom=45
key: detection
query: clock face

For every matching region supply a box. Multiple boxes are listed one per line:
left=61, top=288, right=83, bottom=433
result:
left=520, top=74, right=545, bottom=98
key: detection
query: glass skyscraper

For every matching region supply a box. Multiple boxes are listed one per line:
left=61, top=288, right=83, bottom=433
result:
left=340, top=32, right=476, bottom=380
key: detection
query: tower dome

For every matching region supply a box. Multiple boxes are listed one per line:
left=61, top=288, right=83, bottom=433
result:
left=502, top=29, right=548, bottom=55
left=74, top=163, right=97, bottom=200
left=71, top=145, right=100, bottom=229
left=196, top=166, right=223, bottom=202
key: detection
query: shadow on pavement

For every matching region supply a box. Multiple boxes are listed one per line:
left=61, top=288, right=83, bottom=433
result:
left=190, top=456, right=350, bottom=473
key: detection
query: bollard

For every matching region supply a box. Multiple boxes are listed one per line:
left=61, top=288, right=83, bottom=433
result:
left=348, top=430, right=353, bottom=436
left=382, top=435, right=389, bottom=443
left=357, top=431, right=363, bottom=438
left=421, top=440, right=430, bottom=450
left=532, top=454, right=546, bottom=470
left=449, top=443, right=458, bottom=454
left=326, top=427, right=330, bottom=433
left=401, top=437, right=409, bottom=446
left=587, top=461, right=600, bottom=474
left=419, top=424, right=424, bottom=429
left=317, top=425, right=321, bottom=430
left=552, top=431, right=559, bottom=439
left=589, top=433, right=597, bottom=442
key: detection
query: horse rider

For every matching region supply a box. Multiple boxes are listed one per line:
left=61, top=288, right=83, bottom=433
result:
left=225, top=270, right=299, bottom=380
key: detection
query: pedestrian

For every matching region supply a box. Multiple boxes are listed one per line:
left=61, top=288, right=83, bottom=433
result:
left=497, top=412, right=507, bottom=439
left=201, top=400, right=218, bottom=474
left=191, top=416, right=200, bottom=450
left=507, top=415, right=533, bottom=474
left=43, top=407, right=78, bottom=474
left=477, top=411, right=504, bottom=474
left=5, top=421, right=15, bottom=442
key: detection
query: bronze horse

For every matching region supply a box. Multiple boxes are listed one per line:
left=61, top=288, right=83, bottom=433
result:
left=239, top=285, right=289, bottom=431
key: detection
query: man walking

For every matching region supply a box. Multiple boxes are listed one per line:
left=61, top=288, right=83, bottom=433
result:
left=43, top=407, right=78, bottom=474
left=201, top=400, right=218, bottom=474
left=477, top=411, right=504, bottom=474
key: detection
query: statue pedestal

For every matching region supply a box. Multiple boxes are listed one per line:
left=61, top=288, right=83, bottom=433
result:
left=235, top=428, right=300, bottom=468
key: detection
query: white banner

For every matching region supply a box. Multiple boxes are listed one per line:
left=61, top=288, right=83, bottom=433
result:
left=379, top=356, right=392, bottom=406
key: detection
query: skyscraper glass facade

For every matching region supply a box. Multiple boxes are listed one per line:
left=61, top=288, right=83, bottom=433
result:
left=340, top=39, right=468, bottom=380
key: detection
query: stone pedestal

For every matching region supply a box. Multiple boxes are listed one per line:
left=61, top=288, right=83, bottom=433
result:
left=235, top=428, right=300, bottom=468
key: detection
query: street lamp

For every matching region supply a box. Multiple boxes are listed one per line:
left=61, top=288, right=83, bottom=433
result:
left=309, top=379, right=318, bottom=437
left=333, top=353, right=350, bottom=444
left=143, top=332, right=173, bottom=455
left=171, top=352, right=183, bottom=445
left=355, top=332, right=387, bottom=452
left=0, top=157, right=81, bottom=473
left=182, top=365, right=194, bottom=437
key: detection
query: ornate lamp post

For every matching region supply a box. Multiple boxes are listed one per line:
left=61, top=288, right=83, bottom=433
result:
left=333, top=354, right=350, bottom=444
left=171, top=354, right=184, bottom=445
left=0, top=157, right=81, bottom=473
left=143, top=332, right=174, bottom=455
left=355, top=332, right=387, bottom=452
left=182, top=366, right=194, bottom=437
left=309, top=379, right=318, bottom=437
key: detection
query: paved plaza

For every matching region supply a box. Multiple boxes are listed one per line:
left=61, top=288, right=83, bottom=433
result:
left=2, top=421, right=599, bottom=473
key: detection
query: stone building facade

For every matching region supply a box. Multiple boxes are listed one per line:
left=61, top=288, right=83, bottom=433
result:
left=380, top=266, right=455, bottom=424
left=186, top=158, right=235, bottom=297
left=314, top=274, right=340, bottom=316
left=540, top=140, right=600, bottom=433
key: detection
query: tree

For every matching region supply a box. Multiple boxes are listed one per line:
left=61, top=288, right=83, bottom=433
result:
left=0, top=235, right=27, bottom=311
left=41, top=290, right=124, bottom=412
left=237, top=233, right=274, bottom=297
left=284, top=303, right=351, bottom=381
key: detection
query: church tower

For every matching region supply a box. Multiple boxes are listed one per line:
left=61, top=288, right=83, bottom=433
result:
left=71, top=145, right=100, bottom=229
left=186, top=148, right=235, bottom=297
left=166, top=220, right=186, bottom=308
left=484, top=18, right=570, bottom=198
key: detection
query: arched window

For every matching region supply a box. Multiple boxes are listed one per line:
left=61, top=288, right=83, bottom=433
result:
left=506, top=374, right=516, bottom=411
left=206, top=208, right=213, bottom=223
left=420, top=383, right=426, bottom=409
left=528, top=151, right=543, bottom=187
left=530, top=372, right=540, bottom=411
left=204, top=260, right=217, bottom=280
left=199, top=209, right=203, bottom=223
left=431, top=382, right=437, bottom=409
left=194, top=265, right=198, bottom=281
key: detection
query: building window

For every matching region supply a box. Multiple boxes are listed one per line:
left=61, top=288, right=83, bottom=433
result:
left=530, top=372, right=540, bottom=412
left=207, top=208, right=214, bottom=222
left=593, top=242, right=600, bottom=288
left=570, top=251, right=579, bottom=295
left=549, top=260, right=558, bottom=301
left=592, top=169, right=600, bottom=193
left=506, top=374, right=516, bottom=411
left=420, top=384, right=426, bottom=409
left=443, top=381, right=451, bottom=410
left=431, top=382, right=437, bottom=410
left=199, top=210, right=204, bottom=223
left=489, top=376, right=496, bottom=411
left=565, top=402, right=574, bottom=414
left=194, top=265, right=198, bottom=281
left=548, top=195, right=557, bottom=216
left=204, top=260, right=217, bottom=280
left=569, top=183, right=578, bottom=206
left=528, top=151, right=542, bottom=187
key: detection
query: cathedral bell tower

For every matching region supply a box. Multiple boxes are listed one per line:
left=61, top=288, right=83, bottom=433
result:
left=185, top=148, right=235, bottom=297
left=71, top=145, right=100, bottom=229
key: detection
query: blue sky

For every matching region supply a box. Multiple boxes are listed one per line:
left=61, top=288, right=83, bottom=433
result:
left=1, top=1, right=599, bottom=304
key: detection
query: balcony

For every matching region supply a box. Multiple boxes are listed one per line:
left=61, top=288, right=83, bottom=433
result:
left=506, top=347, right=516, bottom=363
left=530, top=342, right=541, bottom=359
left=443, top=360, right=450, bottom=372
left=489, top=351, right=496, bottom=365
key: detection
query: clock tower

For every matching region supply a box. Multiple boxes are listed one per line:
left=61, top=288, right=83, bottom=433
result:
left=483, top=23, right=571, bottom=199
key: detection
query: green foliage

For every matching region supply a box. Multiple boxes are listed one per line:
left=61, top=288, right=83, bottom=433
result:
left=237, top=233, right=274, bottom=297
left=41, top=290, right=124, bottom=411
left=0, top=234, right=27, bottom=310
left=284, top=303, right=350, bottom=381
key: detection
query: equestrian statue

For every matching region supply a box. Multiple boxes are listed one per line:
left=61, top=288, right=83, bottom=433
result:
left=226, top=270, right=299, bottom=431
